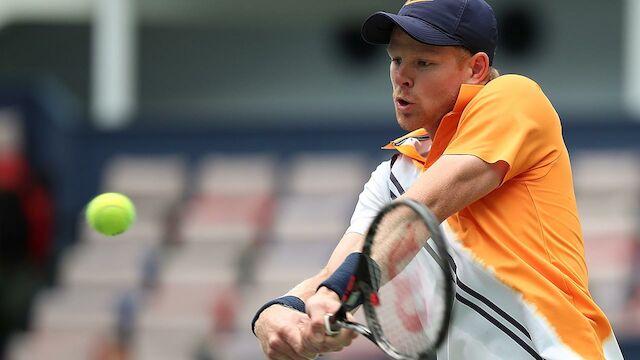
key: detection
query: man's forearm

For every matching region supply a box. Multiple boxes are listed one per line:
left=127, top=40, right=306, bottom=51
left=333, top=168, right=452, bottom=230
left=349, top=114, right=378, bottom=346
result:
left=286, top=268, right=332, bottom=301
left=286, top=232, right=365, bottom=302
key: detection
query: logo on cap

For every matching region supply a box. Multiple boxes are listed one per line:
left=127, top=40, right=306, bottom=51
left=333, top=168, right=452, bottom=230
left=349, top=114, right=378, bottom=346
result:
left=404, top=0, right=434, bottom=5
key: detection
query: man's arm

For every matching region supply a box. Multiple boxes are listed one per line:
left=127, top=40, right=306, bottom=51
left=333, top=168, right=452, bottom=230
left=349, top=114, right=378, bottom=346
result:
left=303, top=154, right=508, bottom=353
left=254, top=158, right=392, bottom=359
left=284, top=232, right=365, bottom=299
left=403, top=154, right=508, bottom=221
left=253, top=231, right=365, bottom=360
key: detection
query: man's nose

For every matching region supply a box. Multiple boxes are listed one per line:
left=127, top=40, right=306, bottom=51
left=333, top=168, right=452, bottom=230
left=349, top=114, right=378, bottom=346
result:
left=393, top=65, right=413, bottom=88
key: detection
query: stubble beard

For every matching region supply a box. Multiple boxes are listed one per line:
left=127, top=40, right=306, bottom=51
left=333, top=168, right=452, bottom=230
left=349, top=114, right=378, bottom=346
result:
left=396, top=109, right=432, bottom=132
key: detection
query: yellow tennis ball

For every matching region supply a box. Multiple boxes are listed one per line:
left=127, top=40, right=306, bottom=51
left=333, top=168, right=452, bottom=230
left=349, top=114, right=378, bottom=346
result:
left=85, top=192, right=136, bottom=236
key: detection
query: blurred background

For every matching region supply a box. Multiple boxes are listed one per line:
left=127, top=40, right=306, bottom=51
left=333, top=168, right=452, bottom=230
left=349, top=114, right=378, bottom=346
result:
left=0, top=0, right=639, bottom=359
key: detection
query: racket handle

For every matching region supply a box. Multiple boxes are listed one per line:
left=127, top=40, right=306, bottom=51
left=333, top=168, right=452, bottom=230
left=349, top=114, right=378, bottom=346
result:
left=324, top=313, right=341, bottom=336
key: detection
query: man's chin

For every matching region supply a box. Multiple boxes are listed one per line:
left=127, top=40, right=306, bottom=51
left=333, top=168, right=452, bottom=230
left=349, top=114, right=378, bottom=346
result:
left=396, top=113, right=422, bottom=132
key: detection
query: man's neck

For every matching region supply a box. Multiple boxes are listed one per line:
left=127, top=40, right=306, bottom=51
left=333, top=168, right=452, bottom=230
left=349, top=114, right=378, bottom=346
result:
left=425, top=118, right=443, bottom=141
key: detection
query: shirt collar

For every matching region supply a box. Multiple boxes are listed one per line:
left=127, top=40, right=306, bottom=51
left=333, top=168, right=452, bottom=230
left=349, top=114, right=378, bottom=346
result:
left=452, top=84, right=484, bottom=113
left=382, top=83, right=485, bottom=164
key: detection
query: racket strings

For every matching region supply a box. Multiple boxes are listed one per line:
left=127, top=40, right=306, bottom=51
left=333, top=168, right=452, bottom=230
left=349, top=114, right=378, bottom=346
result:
left=364, top=203, right=450, bottom=357
left=372, top=248, right=449, bottom=356
left=369, top=208, right=430, bottom=284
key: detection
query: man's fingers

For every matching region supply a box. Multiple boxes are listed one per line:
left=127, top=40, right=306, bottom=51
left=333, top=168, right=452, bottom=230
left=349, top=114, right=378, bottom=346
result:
left=278, top=313, right=317, bottom=360
left=305, top=288, right=341, bottom=324
left=266, top=332, right=316, bottom=360
left=302, top=320, right=356, bottom=354
left=302, top=288, right=350, bottom=354
left=296, top=339, right=322, bottom=358
left=301, top=318, right=326, bottom=352
left=289, top=323, right=321, bottom=358
left=304, top=310, right=328, bottom=346
left=256, top=305, right=319, bottom=360
left=278, top=343, right=313, bottom=360
left=324, top=328, right=356, bottom=352
left=264, top=335, right=298, bottom=360
left=266, top=349, right=296, bottom=360
left=336, top=328, right=356, bottom=347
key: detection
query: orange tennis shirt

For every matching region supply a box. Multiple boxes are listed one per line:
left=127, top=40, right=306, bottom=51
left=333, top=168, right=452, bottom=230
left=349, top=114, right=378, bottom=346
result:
left=374, top=74, right=621, bottom=359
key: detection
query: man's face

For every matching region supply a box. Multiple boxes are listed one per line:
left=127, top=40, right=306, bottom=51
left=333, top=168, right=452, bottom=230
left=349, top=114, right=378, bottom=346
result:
left=388, top=27, right=471, bottom=133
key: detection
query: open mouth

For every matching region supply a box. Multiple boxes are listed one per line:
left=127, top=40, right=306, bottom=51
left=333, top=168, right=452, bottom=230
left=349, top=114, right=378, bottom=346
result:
left=397, top=99, right=410, bottom=106
left=396, top=97, right=413, bottom=108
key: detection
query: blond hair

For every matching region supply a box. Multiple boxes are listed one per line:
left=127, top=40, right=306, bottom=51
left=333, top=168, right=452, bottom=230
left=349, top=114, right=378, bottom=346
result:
left=487, top=67, right=500, bottom=82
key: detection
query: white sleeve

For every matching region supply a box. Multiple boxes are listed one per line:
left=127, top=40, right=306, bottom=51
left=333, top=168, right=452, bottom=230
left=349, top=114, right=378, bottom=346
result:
left=345, top=160, right=392, bottom=235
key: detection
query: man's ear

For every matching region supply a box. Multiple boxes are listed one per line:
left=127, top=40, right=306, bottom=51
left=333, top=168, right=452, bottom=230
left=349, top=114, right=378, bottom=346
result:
left=466, top=52, right=490, bottom=85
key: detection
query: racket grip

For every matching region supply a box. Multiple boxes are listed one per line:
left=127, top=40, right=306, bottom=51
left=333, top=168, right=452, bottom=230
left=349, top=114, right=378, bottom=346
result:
left=324, top=313, right=340, bottom=336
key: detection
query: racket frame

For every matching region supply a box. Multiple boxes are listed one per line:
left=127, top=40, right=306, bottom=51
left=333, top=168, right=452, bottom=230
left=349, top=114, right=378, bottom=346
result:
left=326, top=198, right=454, bottom=360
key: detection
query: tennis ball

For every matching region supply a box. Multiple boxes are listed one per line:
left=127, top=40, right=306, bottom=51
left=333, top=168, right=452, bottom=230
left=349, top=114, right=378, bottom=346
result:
left=86, top=192, right=136, bottom=236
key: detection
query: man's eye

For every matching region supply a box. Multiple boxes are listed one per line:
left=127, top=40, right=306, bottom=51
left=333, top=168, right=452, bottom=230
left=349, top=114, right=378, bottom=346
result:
left=391, top=58, right=401, bottom=65
left=417, top=60, right=430, bottom=67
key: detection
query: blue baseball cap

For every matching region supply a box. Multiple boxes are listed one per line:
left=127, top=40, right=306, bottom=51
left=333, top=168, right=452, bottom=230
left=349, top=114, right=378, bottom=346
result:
left=361, top=0, right=498, bottom=64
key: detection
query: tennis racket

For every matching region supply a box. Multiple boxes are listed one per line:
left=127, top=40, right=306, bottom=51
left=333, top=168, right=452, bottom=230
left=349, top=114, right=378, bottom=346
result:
left=324, top=198, right=454, bottom=359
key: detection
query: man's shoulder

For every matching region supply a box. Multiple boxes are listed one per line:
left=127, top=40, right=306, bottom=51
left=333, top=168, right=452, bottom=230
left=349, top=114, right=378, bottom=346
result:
left=475, top=74, right=553, bottom=111
left=461, top=73, right=560, bottom=130
left=484, top=74, right=542, bottom=95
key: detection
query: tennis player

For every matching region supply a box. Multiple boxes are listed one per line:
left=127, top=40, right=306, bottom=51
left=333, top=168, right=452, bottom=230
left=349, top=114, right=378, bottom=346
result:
left=252, top=0, right=624, bottom=359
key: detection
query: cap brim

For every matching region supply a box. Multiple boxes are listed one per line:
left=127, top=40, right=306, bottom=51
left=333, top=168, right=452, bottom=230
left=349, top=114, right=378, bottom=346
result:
left=361, top=12, right=464, bottom=47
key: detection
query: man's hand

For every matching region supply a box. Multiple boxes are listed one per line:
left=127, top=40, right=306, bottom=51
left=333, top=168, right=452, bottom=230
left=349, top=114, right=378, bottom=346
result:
left=302, top=287, right=358, bottom=354
left=254, top=305, right=319, bottom=360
